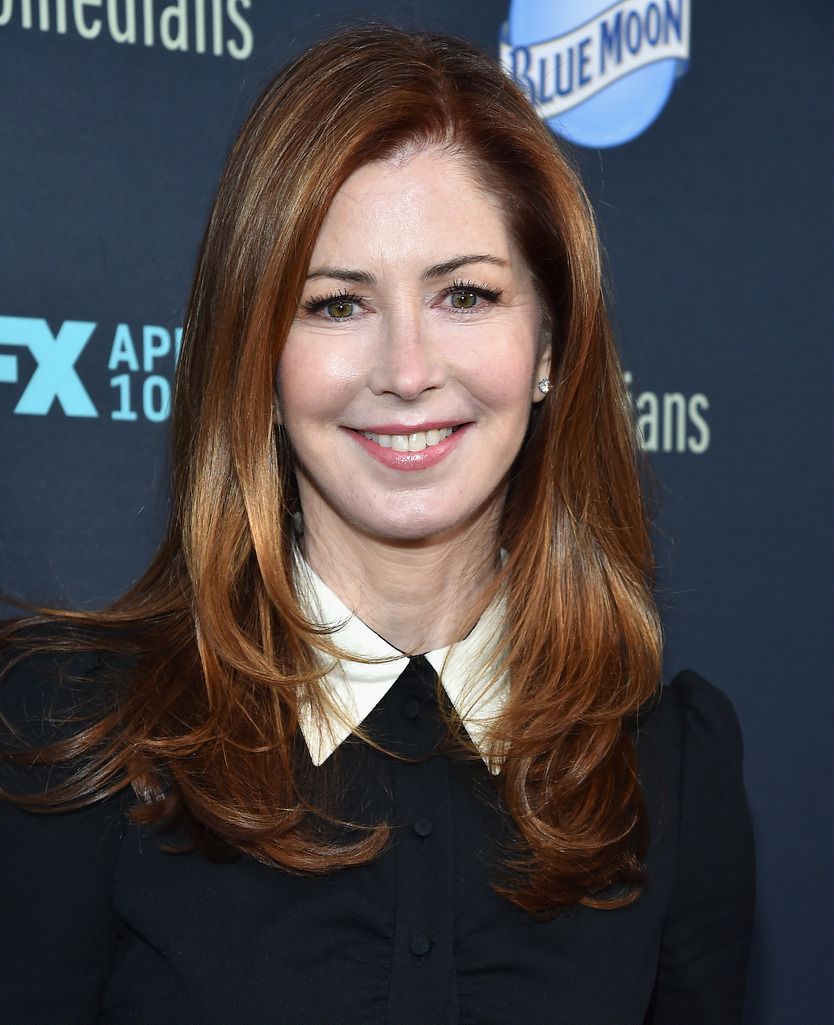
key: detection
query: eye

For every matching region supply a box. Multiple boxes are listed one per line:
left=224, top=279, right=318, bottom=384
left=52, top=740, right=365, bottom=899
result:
left=449, top=289, right=479, bottom=310
left=325, top=298, right=355, bottom=319
left=441, top=280, right=503, bottom=313
left=302, top=291, right=363, bottom=320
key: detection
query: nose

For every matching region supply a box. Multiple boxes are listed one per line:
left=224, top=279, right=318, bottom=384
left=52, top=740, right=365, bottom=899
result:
left=367, top=310, right=445, bottom=400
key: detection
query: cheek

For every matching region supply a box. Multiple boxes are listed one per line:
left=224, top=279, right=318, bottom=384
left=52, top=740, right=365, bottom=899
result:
left=276, top=343, right=362, bottom=425
left=469, top=344, right=538, bottom=414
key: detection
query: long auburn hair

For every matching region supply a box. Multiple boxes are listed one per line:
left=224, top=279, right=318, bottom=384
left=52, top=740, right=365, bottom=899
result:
left=1, top=25, right=661, bottom=913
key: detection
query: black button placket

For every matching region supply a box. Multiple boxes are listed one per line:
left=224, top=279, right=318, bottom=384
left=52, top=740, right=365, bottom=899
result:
left=385, top=656, right=457, bottom=1025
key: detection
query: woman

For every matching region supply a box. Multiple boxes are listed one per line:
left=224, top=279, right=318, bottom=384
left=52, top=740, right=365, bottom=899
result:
left=0, top=25, right=753, bottom=1025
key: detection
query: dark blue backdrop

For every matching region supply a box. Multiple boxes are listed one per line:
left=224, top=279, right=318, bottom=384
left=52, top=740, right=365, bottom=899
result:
left=1, top=3, right=831, bottom=1021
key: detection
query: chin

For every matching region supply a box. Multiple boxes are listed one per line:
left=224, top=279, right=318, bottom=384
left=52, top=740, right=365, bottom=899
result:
left=351, top=496, right=496, bottom=547
left=356, top=515, right=456, bottom=545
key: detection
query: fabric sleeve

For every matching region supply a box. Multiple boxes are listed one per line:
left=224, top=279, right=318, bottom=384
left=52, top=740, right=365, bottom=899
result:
left=648, top=670, right=755, bottom=1025
left=0, top=649, right=123, bottom=1024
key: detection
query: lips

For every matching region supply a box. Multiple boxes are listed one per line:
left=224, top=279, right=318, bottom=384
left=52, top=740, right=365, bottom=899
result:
left=361, top=426, right=459, bottom=452
left=346, top=422, right=469, bottom=471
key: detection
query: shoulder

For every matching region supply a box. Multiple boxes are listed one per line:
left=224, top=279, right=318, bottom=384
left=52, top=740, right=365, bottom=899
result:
left=637, top=668, right=745, bottom=770
left=634, top=669, right=753, bottom=891
left=637, top=669, right=754, bottom=913
left=639, top=673, right=755, bottom=1020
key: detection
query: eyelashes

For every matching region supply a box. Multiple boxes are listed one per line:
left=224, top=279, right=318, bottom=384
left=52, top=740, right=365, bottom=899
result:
left=301, top=280, right=504, bottom=320
left=302, top=288, right=359, bottom=315
left=445, top=280, right=503, bottom=309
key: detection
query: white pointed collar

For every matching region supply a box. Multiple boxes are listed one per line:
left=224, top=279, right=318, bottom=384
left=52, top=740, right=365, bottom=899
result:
left=295, top=555, right=509, bottom=773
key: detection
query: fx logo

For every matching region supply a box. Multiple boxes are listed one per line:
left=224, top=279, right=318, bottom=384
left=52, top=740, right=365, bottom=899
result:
left=0, top=316, right=97, bottom=416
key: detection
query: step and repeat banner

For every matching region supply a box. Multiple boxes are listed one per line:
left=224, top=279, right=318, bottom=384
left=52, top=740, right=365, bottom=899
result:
left=1, top=2, right=831, bottom=1021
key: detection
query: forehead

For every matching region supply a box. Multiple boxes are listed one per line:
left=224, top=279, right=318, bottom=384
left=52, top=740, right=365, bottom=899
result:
left=309, top=146, right=516, bottom=266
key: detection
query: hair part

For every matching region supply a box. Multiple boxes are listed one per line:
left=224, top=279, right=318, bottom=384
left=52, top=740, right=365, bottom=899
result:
left=2, top=24, right=661, bottom=914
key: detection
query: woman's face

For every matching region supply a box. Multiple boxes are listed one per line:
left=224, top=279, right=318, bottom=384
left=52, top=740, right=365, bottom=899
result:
left=277, top=145, right=549, bottom=550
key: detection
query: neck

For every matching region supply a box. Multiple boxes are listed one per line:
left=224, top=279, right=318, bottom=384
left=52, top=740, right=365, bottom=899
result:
left=299, top=504, right=502, bottom=654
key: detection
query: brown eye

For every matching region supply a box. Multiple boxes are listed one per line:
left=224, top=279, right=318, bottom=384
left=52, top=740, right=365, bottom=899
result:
left=450, top=289, right=478, bottom=310
left=326, top=299, right=355, bottom=319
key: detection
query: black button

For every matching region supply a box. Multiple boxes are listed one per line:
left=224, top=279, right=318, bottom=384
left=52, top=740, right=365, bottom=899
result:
left=402, top=698, right=421, bottom=719
left=410, top=934, right=431, bottom=957
left=413, top=817, right=433, bottom=837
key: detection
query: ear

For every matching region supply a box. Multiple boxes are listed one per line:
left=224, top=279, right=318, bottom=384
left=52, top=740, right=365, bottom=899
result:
left=531, top=327, right=552, bottom=404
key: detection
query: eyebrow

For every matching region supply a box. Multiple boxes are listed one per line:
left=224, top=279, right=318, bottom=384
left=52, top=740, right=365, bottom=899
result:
left=421, top=254, right=508, bottom=279
left=306, top=267, right=377, bottom=286
left=305, top=254, right=508, bottom=286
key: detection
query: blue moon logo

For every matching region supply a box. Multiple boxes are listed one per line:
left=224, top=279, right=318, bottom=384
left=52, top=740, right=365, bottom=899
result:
left=501, top=0, right=691, bottom=148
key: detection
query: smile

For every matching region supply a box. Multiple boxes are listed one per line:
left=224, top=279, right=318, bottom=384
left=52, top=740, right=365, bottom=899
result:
left=361, top=426, right=459, bottom=452
left=347, top=422, right=469, bottom=472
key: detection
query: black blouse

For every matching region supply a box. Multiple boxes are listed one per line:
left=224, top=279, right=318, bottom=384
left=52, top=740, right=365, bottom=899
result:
left=0, top=652, right=754, bottom=1025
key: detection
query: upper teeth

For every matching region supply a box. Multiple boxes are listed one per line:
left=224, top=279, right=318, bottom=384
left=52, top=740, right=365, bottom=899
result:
left=363, top=426, right=455, bottom=452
